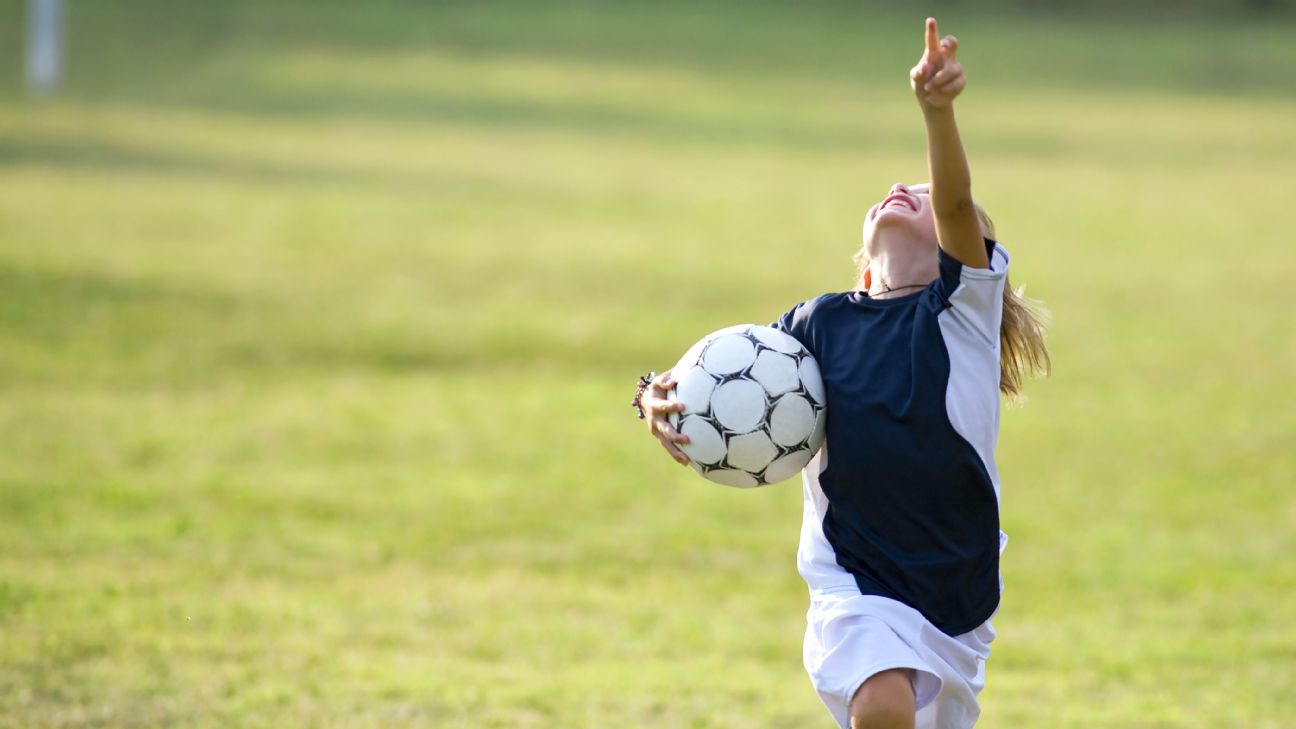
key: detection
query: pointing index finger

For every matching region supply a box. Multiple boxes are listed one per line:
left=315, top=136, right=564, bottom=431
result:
left=925, top=17, right=940, bottom=56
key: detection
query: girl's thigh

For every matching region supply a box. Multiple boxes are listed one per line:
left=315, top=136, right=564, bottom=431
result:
left=849, top=668, right=916, bottom=729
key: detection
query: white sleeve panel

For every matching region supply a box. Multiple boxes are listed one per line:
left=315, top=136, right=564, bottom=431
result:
left=940, top=246, right=1009, bottom=571
left=944, top=244, right=1010, bottom=348
left=939, top=244, right=1009, bottom=502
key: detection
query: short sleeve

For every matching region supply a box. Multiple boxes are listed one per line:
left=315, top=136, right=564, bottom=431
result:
left=771, top=301, right=803, bottom=336
left=770, top=297, right=820, bottom=353
left=936, top=240, right=1010, bottom=347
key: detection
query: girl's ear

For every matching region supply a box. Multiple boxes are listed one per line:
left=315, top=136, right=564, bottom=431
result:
left=861, top=265, right=872, bottom=290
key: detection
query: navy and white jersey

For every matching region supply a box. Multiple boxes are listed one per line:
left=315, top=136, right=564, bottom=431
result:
left=773, top=241, right=1010, bottom=637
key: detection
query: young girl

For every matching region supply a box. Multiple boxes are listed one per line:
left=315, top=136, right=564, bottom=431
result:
left=635, top=19, right=1050, bottom=729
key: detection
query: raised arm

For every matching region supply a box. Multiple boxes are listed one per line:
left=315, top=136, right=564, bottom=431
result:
left=910, top=18, right=988, bottom=269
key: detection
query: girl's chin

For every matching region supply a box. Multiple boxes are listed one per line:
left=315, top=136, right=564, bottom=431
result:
left=865, top=224, right=938, bottom=250
left=869, top=213, right=921, bottom=233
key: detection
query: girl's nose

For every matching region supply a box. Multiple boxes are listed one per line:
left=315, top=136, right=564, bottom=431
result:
left=890, top=183, right=909, bottom=195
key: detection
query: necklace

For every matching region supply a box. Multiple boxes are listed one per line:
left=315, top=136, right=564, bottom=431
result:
left=871, top=282, right=926, bottom=298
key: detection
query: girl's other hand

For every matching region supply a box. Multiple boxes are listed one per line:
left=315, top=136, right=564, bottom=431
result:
left=642, top=370, right=691, bottom=466
left=909, top=17, right=965, bottom=111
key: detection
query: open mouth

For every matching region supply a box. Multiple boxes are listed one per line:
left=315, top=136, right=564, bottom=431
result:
left=879, top=193, right=917, bottom=212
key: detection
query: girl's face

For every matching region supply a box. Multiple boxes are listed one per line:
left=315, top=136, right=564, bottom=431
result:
left=862, top=182, right=939, bottom=254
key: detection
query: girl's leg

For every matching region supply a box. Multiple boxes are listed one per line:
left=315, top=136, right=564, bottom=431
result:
left=849, top=668, right=916, bottom=729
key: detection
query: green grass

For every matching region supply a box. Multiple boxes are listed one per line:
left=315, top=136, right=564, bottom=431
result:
left=1, top=1, right=1294, bottom=727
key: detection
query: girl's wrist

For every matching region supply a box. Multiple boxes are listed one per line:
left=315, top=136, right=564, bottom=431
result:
left=920, top=103, right=955, bottom=121
left=631, top=371, right=656, bottom=419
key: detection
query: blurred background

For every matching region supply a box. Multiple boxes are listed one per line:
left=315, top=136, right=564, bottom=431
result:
left=1, top=1, right=1293, bottom=727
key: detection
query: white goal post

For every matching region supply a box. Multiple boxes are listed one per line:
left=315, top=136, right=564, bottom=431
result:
left=26, top=0, right=63, bottom=96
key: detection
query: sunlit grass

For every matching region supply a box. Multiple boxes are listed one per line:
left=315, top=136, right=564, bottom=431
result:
left=0, top=2, right=1293, bottom=727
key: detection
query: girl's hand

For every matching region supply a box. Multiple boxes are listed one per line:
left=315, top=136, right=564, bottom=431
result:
left=910, top=17, right=965, bottom=111
left=642, top=370, right=691, bottom=466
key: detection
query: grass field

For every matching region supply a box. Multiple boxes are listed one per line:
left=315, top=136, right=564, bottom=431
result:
left=1, top=2, right=1294, bottom=727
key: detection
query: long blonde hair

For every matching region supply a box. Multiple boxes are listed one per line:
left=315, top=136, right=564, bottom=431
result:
left=853, top=204, right=1051, bottom=402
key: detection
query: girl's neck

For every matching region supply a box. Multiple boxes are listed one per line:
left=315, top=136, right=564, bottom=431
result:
left=866, top=248, right=938, bottom=298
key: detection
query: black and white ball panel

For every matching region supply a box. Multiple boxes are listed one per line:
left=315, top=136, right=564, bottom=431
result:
left=667, top=324, right=828, bottom=487
left=750, top=325, right=803, bottom=354
left=677, top=416, right=725, bottom=465
left=799, top=357, right=826, bottom=405
left=674, top=367, right=717, bottom=416
left=711, top=380, right=767, bottom=433
left=750, top=350, right=800, bottom=396
left=701, top=334, right=755, bottom=375
left=769, top=394, right=815, bottom=446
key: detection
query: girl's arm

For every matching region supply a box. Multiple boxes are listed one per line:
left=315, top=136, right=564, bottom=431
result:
left=911, top=18, right=989, bottom=269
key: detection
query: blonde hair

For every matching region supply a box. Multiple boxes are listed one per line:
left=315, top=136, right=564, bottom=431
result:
left=853, top=204, right=1051, bottom=402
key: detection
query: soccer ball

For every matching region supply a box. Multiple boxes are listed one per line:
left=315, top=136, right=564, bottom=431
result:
left=667, top=324, right=827, bottom=488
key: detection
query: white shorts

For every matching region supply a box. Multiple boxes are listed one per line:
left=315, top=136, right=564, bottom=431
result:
left=803, top=593, right=996, bottom=729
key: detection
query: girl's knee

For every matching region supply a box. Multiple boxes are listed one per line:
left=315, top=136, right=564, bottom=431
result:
left=849, top=668, right=916, bottom=729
